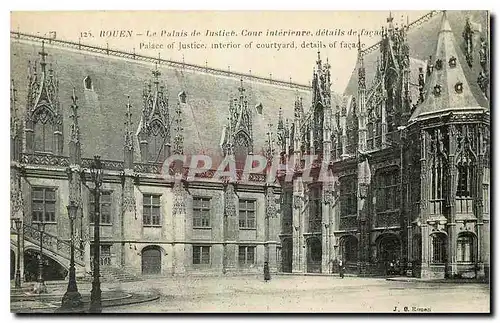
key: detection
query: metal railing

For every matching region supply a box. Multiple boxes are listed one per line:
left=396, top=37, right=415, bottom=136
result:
left=23, top=223, right=84, bottom=265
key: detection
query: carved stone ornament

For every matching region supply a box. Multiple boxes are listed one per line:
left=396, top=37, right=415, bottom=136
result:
left=293, top=194, right=302, bottom=210
left=265, top=186, right=276, bottom=218
left=122, top=177, right=137, bottom=216
left=433, top=84, right=442, bottom=96
left=224, top=183, right=236, bottom=217
left=448, top=56, right=457, bottom=68
left=435, top=59, right=443, bottom=70
left=172, top=179, right=186, bottom=215
left=359, top=182, right=369, bottom=199
left=10, top=172, right=24, bottom=217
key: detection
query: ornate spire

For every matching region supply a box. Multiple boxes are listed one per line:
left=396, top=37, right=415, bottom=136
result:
left=10, top=79, right=18, bottom=139
left=312, top=51, right=331, bottom=109
left=294, top=92, right=303, bottom=119
left=124, top=95, right=134, bottom=152
left=358, top=36, right=366, bottom=90
left=462, top=16, right=474, bottom=68
left=478, top=36, right=489, bottom=97
left=172, top=102, right=184, bottom=155
left=69, top=88, right=80, bottom=144
left=265, top=123, right=276, bottom=162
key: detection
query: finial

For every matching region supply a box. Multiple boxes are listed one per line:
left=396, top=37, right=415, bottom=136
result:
left=39, top=40, right=48, bottom=70
left=71, top=87, right=78, bottom=106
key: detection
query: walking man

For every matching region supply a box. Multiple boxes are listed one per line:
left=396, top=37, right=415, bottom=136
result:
left=339, top=258, right=345, bottom=279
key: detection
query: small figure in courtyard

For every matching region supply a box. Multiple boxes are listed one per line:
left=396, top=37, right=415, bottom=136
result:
left=264, top=261, right=271, bottom=282
left=339, top=258, right=345, bottom=279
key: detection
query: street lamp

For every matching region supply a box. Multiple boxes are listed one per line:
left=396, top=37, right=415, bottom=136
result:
left=14, top=218, right=22, bottom=289
left=61, top=200, right=82, bottom=308
left=33, top=219, right=47, bottom=294
left=89, top=155, right=103, bottom=313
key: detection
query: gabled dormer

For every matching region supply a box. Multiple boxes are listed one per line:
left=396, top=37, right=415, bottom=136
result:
left=137, top=63, right=171, bottom=163
left=221, top=79, right=254, bottom=162
left=24, top=41, right=63, bottom=155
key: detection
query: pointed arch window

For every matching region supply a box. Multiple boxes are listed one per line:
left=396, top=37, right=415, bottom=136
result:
left=429, top=131, right=447, bottom=216
left=33, top=106, right=54, bottom=153
left=234, top=132, right=251, bottom=168
left=367, top=122, right=374, bottom=150
left=455, top=134, right=475, bottom=214
left=431, top=233, right=447, bottom=264
left=147, top=121, right=167, bottom=163
left=457, top=233, right=474, bottom=263
left=308, top=185, right=322, bottom=233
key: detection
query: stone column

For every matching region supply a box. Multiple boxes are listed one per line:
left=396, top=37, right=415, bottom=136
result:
left=172, top=177, right=187, bottom=275
left=223, top=182, right=238, bottom=274
left=292, top=177, right=303, bottom=273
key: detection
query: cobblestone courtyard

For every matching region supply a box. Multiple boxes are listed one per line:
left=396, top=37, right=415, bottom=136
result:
left=99, top=275, right=489, bottom=313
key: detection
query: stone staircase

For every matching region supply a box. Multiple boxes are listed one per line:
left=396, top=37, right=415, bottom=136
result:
left=81, top=266, right=143, bottom=283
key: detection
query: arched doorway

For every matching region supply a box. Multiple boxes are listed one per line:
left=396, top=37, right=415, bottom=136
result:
left=377, top=234, right=401, bottom=274
left=281, top=238, right=293, bottom=273
left=307, top=236, right=322, bottom=273
left=142, top=246, right=162, bottom=275
left=11, top=250, right=15, bottom=280
left=339, top=235, right=358, bottom=274
left=340, top=235, right=358, bottom=264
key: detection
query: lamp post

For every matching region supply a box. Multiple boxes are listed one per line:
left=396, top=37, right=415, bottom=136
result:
left=14, top=218, right=22, bottom=289
left=89, top=155, right=103, bottom=313
left=61, top=200, right=82, bottom=308
left=33, top=220, right=47, bottom=294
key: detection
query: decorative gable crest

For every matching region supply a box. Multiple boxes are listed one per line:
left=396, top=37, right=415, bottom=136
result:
left=25, top=41, right=63, bottom=154
left=221, top=79, right=254, bottom=158
left=137, top=63, right=171, bottom=163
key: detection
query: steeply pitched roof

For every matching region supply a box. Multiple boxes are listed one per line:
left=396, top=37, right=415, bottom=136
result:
left=410, top=12, right=487, bottom=121
left=11, top=39, right=312, bottom=161
left=343, top=10, right=489, bottom=112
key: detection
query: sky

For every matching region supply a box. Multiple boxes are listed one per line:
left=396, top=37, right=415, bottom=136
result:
left=11, top=10, right=429, bottom=94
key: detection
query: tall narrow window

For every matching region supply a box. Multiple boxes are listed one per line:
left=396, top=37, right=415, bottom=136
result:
left=89, top=191, right=112, bottom=224
left=281, top=191, right=293, bottom=234
left=32, top=187, right=56, bottom=222
left=239, top=199, right=256, bottom=229
left=376, top=169, right=400, bottom=212
left=193, top=197, right=211, bottom=228
left=148, top=122, right=166, bottom=163
left=457, top=234, right=474, bottom=263
left=308, top=186, right=322, bottom=233
left=367, top=122, right=374, bottom=150
left=143, top=194, right=161, bottom=226
left=339, top=175, right=357, bottom=230
left=33, top=108, right=54, bottom=153
left=455, top=129, right=475, bottom=214
left=431, top=234, right=446, bottom=264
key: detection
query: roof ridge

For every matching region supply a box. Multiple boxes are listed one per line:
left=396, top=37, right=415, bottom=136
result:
left=11, top=31, right=311, bottom=91
left=362, top=10, right=443, bottom=56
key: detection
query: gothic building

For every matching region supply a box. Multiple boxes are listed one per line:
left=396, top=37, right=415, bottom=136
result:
left=276, top=10, right=489, bottom=279
left=10, top=10, right=489, bottom=281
